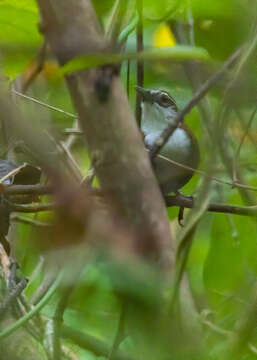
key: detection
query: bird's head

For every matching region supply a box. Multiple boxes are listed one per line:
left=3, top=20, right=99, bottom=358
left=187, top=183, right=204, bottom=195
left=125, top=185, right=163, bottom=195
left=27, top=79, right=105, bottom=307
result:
left=135, top=86, right=178, bottom=133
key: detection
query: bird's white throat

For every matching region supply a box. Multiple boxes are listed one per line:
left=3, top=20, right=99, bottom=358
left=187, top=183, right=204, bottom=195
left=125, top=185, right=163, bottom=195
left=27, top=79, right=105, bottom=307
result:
left=141, top=100, right=191, bottom=161
left=141, top=101, right=177, bottom=134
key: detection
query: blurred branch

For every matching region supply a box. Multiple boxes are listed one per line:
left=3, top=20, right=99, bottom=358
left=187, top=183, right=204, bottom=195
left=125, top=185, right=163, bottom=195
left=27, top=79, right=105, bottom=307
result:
left=218, top=27, right=257, bottom=206
left=4, top=184, right=52, bottom=195
left=105, top=0, right=130, bottom=43
left=47, top=132, right=83, bottom=181
left=150, top=47, right=242, bottom=159
left=199, top=309, right=257, bottom=357
left=11, top=214, right=51, bottom=227
left=155, top=153, right=257, bottom=192
left=21, top=41, right=47, bottom=93
left=62, top=325, right=134, bottom=360
left=31, top=271, right=57, bottom=305
left=172, top=21, right=257, bottom=207
left=6, top=187, right=257, bottom=217
left=63, top=129, right=83, bottom=135
left=135, top=0, right=144, bottom=127
left=8, top=202, right=55, bottom=213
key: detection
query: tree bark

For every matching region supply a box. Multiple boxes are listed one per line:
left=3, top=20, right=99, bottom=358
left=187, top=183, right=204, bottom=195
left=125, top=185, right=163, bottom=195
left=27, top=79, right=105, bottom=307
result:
left=36, top=0, right=173, bottom=271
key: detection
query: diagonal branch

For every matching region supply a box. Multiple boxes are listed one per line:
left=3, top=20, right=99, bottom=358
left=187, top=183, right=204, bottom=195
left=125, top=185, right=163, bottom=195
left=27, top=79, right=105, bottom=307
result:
left=149, top=47, right=242, bottom=159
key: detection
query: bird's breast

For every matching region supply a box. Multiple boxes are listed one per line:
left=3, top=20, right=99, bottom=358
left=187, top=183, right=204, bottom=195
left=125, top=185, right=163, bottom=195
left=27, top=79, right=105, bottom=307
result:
left=145, top=128, right=192, bottom=163
left=144, top=127, right=200, bottom=193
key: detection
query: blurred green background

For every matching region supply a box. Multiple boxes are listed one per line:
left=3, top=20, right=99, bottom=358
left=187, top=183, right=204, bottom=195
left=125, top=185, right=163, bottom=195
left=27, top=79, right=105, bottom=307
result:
left=0, top=0, right=257, bottom=359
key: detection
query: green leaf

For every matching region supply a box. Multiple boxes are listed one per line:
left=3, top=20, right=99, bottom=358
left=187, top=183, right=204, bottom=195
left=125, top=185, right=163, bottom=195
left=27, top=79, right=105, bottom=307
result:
left=61, top=45, right=210, bottom=74
left=0, top=0, right=42, bottom=78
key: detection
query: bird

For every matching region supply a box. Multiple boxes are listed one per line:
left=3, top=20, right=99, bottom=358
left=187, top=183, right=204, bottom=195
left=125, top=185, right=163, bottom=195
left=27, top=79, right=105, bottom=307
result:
left=135, top=86, right=200, bottom=194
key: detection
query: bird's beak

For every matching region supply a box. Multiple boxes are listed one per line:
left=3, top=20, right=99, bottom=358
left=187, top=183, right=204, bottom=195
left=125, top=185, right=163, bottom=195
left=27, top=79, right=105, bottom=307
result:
left=135, top=86, right=153, bottom=102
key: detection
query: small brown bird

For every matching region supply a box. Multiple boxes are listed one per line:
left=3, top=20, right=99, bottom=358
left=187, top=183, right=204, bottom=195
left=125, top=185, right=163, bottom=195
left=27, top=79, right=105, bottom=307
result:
left=136, top=86, right=200, bottom=194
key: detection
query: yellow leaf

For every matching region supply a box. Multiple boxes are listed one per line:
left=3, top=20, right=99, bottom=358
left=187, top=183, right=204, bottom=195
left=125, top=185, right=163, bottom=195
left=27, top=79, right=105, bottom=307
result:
left=153, top=23, right=176, bottom=48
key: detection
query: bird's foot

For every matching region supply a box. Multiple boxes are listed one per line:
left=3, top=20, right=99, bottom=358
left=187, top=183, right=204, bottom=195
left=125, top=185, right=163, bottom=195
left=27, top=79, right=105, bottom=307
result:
left=175, top=192, right=194, bottom=226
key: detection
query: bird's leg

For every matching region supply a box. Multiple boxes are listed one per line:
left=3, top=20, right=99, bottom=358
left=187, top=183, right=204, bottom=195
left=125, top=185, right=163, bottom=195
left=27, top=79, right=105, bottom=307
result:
left=175, top=191, right=194, bottom=227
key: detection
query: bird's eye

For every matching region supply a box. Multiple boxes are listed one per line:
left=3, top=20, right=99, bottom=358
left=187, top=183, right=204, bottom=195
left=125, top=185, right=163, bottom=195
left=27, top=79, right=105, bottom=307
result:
left=160, top=94, right=169, bottom=105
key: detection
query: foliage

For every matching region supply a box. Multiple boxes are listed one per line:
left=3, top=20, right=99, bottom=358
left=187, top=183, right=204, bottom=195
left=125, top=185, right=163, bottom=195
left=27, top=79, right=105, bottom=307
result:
left=0, top=1, right=257, bottom=360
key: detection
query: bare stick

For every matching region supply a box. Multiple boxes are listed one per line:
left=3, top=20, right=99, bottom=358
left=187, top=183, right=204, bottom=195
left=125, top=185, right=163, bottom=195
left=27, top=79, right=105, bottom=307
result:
left=165, top=194, right=257, bottom=217
left=12, top=90, right=77, bottom=119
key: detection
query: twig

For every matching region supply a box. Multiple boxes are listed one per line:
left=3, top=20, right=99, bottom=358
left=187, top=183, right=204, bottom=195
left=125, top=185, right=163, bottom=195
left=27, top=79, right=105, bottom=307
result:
left=149, top=47, right=242, bottom=159
left=4, top=184, right=52, bottom=196
left=12, top=89, right=77, bottom=119
left=199, top=309, right=257, bottom=357
left=173, top=21, right=257, bottom=206
left=154, top=152, right=257, bottom=192
left=165, top=194, right=257, bottom=217
left=46, top=131, right=82, bottom=181
left=135, top=0, right=144, bottom=127
left=11, top=214, right=51, bottom=227
left=31, top=271, right=57, bottom=305
left=0, top=271, right=63, bottom=340
left=8, top=202, right=55, bottom=213
left=62, top=129, right=83, bottom=136
left=81, top=166, right=95, bottom=187
left=0, top=164, right=27, bottom=185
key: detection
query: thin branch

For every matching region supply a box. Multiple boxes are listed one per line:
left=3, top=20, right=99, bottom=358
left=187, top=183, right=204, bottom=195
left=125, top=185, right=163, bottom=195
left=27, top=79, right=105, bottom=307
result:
left=11, top=214, right=51, bottom=227
left=12, top=89, right=77, bottom=119
left=105, top=0, right=130, bottom=43
left=199, top=309, right=257, bottom=357
left=46, top=131, right=82, bottom=181
left=6, top=188, right=257, bottom=217
left=0, top=164, right=27, bottom=185
left=165, top=194, right=257, bottom=217
left=154, top=152, right=257, bottom=192
left=150, top=47, right=242, bottom=159
left=62, top=129, right=83, bottom=135
left=4, top=184, right=52, bottom=196
left=8, top=202, right=55, bottom=213
left=62, top=325, right=133, bottom=360
left=31, top=271, right=57, bottom=305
